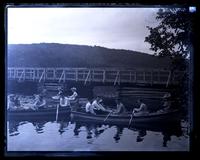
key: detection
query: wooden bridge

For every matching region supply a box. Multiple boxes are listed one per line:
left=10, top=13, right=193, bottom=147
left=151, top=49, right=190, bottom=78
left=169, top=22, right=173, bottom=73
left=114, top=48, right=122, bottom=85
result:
left=7, top=67, right=185, bottom=86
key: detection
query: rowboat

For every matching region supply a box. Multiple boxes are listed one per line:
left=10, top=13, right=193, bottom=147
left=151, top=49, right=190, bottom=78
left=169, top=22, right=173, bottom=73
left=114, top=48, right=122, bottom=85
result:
left=7, top=106, right=71, bottom=119
left=70, top=110, right=181, bottom=126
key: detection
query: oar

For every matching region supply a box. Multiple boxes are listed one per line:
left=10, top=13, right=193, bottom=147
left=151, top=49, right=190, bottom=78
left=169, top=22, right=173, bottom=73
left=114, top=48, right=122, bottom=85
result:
left=56, top=104, right=59, bottom=122
left=104, top=111, right=113, bottom=122
left=128, top=108, right=135, bottom=128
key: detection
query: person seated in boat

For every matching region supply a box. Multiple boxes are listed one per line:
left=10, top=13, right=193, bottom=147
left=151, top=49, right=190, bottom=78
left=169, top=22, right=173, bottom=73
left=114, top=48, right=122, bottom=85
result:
left=33, top=95, right=46, bottom=110
left=85, top=98, right=96, bottom=115
left=57, top=87, right=64, bottom=96
left=67, top=87, right=78, bottom=101
left=92, top=97, right=109, bottom=115
left=113, top=99, right=126, bottom=114
left=40, top=87, right=47, bottom=97
left=59, top=92, right=70, bottom=107
left=8, top=94, right=20, bottom=110
left=157, top=93, right=173, bottom=113
left=133, top=99, right=149, bottom=116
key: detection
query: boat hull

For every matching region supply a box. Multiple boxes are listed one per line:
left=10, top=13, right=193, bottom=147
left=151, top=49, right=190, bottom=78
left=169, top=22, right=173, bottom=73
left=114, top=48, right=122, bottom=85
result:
left=7, top=107, right=71, bottom=119
left=70, top=110, right=180, bottom=126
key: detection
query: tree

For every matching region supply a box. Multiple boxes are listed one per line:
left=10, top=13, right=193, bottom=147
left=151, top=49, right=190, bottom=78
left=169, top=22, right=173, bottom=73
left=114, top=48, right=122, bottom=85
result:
left=145, top=8, right=191, bottom=70
left=145, top=8, right=193, bottom=113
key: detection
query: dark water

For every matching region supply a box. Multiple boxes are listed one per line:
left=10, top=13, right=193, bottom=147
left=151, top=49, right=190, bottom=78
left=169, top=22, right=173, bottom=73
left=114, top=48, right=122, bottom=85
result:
left=7, top=115, right=189, bottom=151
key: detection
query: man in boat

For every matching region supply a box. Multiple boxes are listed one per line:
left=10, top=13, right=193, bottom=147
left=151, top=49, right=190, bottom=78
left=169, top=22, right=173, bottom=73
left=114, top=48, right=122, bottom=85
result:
left=113, top=99, right=126, bottom=114
left=85, top=98, right=96, bottom=115
left=92, top=97, right=109, bottom=114
left=133, top=99, right=149, bottom=116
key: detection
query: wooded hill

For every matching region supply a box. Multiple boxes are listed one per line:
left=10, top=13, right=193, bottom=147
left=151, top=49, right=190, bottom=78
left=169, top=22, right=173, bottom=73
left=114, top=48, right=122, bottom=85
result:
left=7, top=43, right=172, bottom=69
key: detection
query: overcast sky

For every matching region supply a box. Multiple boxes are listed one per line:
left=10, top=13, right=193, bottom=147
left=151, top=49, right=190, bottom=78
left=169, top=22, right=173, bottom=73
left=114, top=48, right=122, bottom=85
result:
left=7, top=8, right=159, bottom=54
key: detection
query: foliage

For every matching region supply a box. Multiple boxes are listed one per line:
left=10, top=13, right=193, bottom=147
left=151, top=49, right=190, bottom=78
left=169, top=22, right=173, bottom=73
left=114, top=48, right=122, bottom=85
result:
left=145, top=8, right=191, bottom=70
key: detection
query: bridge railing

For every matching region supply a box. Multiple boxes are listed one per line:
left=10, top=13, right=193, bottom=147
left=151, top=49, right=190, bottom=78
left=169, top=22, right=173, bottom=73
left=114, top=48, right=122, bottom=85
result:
left=7, top=67, right=185, bottom=86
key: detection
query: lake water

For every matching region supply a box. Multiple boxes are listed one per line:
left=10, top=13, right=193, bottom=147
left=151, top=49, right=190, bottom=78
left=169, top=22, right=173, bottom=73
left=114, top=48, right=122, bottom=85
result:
left=7, top=115, right=189, bottom=152
left=6, top=92, right=190, bottom=152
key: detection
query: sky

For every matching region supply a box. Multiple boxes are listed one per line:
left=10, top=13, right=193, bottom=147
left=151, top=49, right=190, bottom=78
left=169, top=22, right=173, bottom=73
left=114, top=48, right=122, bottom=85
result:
left=7, top=8, right=159, bottom=54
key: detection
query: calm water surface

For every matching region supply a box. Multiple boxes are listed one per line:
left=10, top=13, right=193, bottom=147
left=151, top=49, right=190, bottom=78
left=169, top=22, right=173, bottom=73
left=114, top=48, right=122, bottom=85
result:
left=7, top=116, right=189, bottom=151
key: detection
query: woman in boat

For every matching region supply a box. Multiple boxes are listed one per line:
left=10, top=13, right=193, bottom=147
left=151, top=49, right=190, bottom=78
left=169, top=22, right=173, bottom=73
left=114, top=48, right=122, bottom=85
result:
left=67, top=87, right=78, bottom=101
left=85, top=98, right=96, bottom=115
left=133, top=99, right=149, bottom=116
left=113, top=99, right=126, bottom=114
left=92, top=97, right=109, bottom=115
left=68, top=87, right=79, bottom=111
left=59, top=92, right=70, bottom=107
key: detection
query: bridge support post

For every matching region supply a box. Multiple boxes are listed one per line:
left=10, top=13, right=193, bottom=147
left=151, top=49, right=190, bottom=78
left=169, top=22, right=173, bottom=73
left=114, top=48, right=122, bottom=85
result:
left=84, top=70, right=91, bottom=85
left=114, top=71, right=120, bottom=85
left=39, top=69, right=45, bottom=83
left=103, top=70, right=106, bottom=83
left=166, top=71, right=171, bottom=88
left=59, top=70, right=66, bottom=83
left=18, top=68, right=25, bottom=82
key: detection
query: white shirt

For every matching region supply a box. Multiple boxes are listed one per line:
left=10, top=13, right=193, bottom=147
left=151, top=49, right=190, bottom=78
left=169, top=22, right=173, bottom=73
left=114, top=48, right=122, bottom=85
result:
left=92, top=100, right=106, bottom=111
left=60, top=97, right=70, bottom=107
left=85, top=102, right=92, bottom=112
left=68, top=92, right=78, bottom=100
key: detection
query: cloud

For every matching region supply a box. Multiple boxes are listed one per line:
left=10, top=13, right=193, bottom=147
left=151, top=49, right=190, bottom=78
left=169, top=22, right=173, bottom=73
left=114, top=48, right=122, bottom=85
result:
left=7, top=8, right=159, bottom=54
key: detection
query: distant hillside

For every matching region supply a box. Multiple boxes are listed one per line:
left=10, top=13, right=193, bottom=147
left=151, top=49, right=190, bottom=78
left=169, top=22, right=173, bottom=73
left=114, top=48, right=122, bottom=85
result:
left=7, top=43, right=172, bottom=69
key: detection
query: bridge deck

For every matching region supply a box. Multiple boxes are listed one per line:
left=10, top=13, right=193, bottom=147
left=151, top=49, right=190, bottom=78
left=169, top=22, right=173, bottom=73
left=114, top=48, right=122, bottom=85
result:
left=7, top=67, right=185, bottom=86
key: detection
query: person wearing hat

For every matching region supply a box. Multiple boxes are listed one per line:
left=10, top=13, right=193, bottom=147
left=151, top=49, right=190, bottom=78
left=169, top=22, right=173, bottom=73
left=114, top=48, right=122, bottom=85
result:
left=162, top=93, right=172, bottom=111
left=156, top=93, right=172, bottom=113
left=67, top=87, right=78, bottom=101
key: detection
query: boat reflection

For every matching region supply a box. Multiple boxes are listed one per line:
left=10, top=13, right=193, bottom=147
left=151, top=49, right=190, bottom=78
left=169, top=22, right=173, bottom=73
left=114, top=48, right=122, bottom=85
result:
left=8, top=116, right=183, bottom=147
left=113, top=126, right=124, bottom=143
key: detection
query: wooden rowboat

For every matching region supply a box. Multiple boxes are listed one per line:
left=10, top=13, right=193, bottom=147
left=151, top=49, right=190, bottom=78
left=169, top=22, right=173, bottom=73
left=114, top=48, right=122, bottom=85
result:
left=7, top=106, right=71, bottom=119
left=70, top=110, right=180, bottom=126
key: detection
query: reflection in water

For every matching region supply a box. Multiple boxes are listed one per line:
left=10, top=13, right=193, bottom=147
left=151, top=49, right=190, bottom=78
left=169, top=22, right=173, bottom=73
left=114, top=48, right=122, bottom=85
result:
left=136, top=129, right=147, bottom=142
left=162, top=124, right=182, bottom=147
left=58, top=120, right=69, bottom=135
left=32, top=121, right=46, bottom=134
left=73, top=122, right=110, bottom=144
left=113, top=126, right=124, bottom=143
left=7, top=117, right=188, bottom=151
